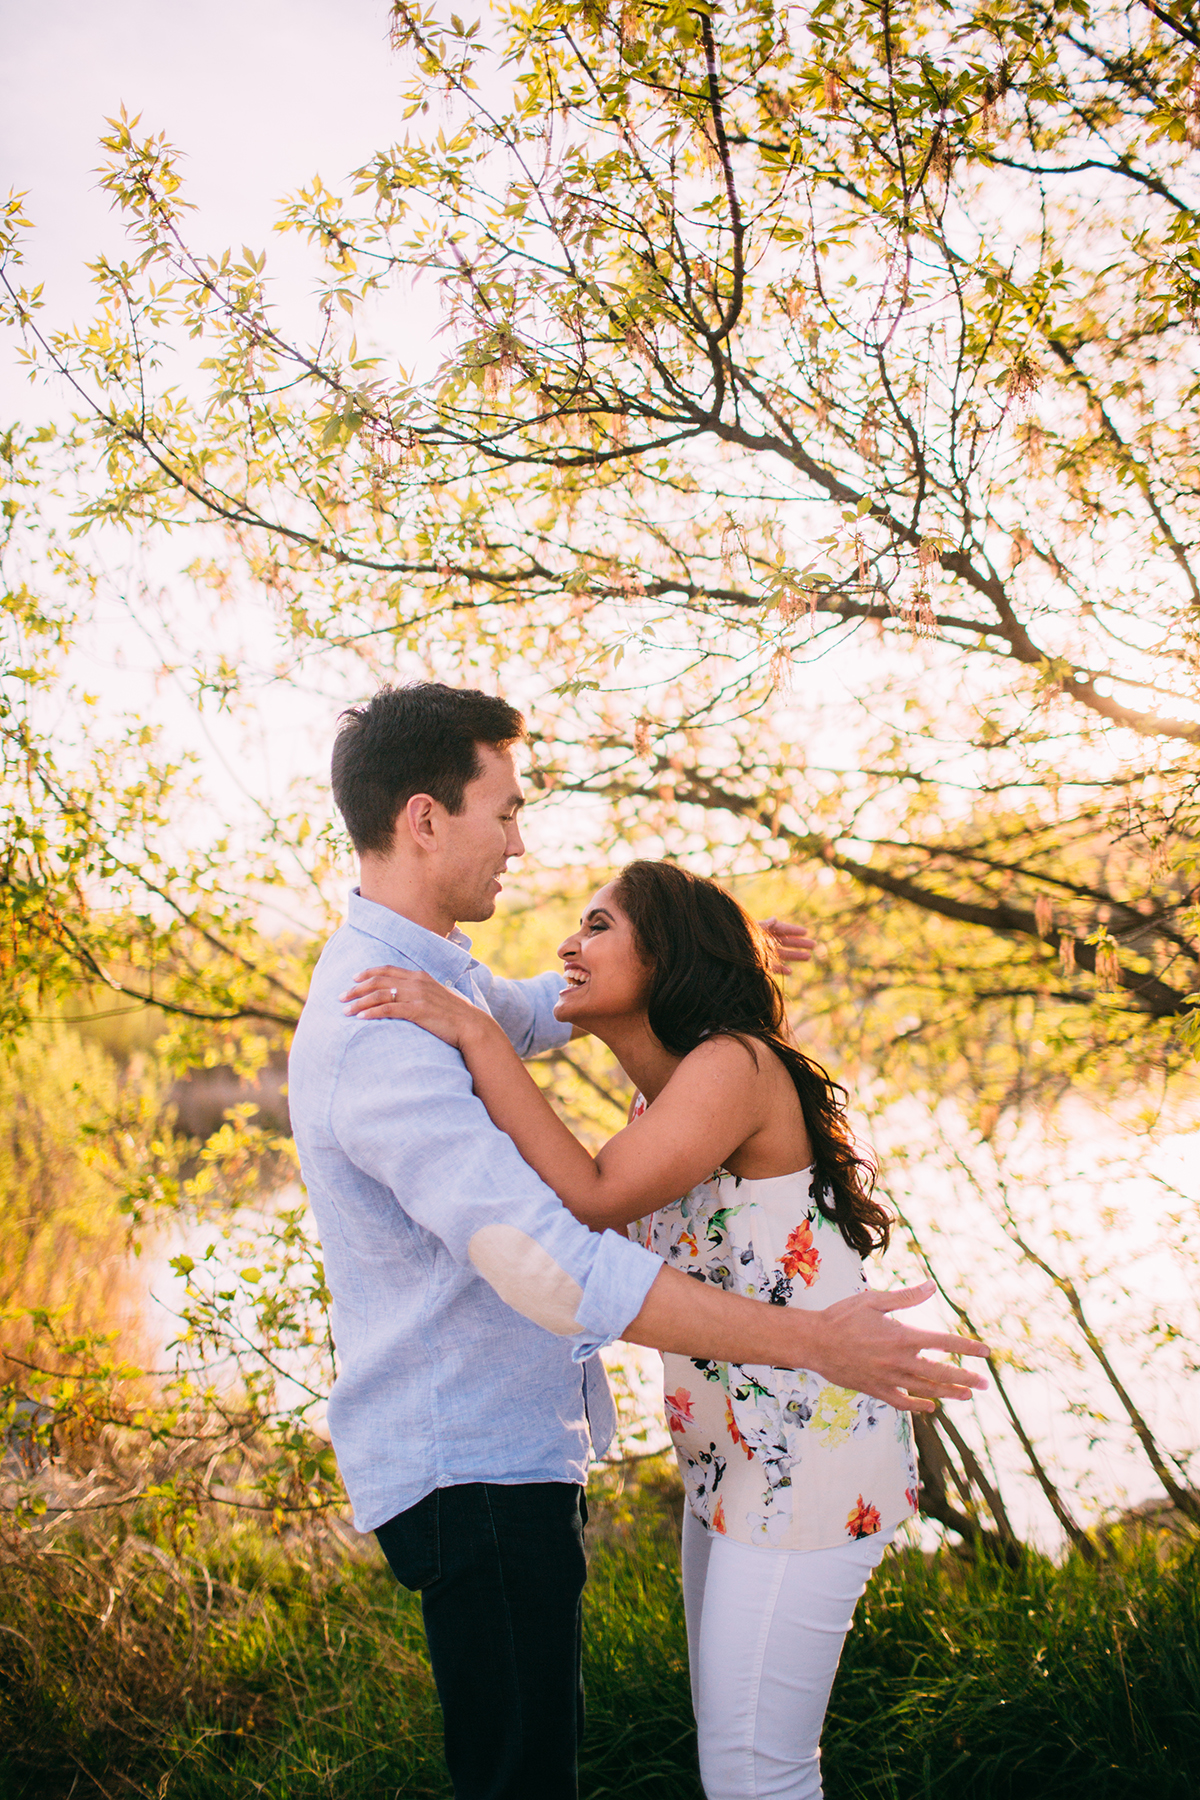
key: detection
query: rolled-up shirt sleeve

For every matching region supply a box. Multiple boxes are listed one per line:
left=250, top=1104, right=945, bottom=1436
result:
left=328, top=1021, right=659, bottom=1358
left=472, top=968, right=572, bottom=1058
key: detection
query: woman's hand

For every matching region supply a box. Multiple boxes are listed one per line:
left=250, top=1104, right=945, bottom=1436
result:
left=340, top=966, right=493, bottom=1053
left=759, top=917, right=817, bottom=971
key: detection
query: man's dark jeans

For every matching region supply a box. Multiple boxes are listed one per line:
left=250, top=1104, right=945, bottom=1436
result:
left=375, top=1481, right=588, bottom=1800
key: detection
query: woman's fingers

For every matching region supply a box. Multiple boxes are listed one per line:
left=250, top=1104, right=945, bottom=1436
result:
left=337, top=966, right=475, bottom=1048
left=340, top=972, right=424, bottom=1000
left=758, top=916, right=817, bottom=971
left=344, top=999, right=415, bottom=1017
left=341, top=972, right=429, bottom=1017
left=339, top=966, right=430, bottom=1008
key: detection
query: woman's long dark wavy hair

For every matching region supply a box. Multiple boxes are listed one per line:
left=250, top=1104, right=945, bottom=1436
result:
left=613, top=860, right=891, bottom=1258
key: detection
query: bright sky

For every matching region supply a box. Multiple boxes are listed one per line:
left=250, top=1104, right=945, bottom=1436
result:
left=0, top=0, right=465, bottom=902
left=1, top=0, right=412, bottom=417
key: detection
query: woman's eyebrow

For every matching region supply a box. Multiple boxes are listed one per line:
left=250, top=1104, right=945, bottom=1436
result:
left=580, top=907, right=615, bottom=926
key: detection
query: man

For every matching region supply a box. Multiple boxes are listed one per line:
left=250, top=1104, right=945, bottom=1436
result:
left=288, top=683, right=987, bottom=1800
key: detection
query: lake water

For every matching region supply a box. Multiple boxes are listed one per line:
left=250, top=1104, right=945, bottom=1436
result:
left=142, top=1107, right=1200, bottom=1555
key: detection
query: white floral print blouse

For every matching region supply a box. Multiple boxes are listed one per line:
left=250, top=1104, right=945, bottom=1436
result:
left=631, top=1136, right=918, bottom=1551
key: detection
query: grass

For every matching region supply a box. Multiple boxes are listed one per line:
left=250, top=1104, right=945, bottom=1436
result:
left=826, top=1535, right=1200, bottom=1798
left=0, top=1472, right=1196, bottom=1800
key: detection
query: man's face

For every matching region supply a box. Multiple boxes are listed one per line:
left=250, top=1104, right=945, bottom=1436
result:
left=436, top=743, right=526, bottom=923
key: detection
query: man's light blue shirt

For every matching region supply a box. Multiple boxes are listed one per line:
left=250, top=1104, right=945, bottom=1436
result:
left=288, top=890, right=662, bottom=1533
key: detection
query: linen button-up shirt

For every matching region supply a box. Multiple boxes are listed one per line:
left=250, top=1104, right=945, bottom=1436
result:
left=288, top=889, right=662, bottom=1533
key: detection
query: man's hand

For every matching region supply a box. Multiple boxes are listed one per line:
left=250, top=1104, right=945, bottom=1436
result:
left=805, top=1280, right=989, bottom=1411
left=625, top=1271, right=989, bottom=1414
left=759, top=916, right=817, bottom=972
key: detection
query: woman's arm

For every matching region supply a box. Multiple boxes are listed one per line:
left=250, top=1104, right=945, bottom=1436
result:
left=344, top=967, right=623, bottom=1225
left=342, top=967, right=764, bottom=1229
left=341, top=974, right=993, bottom=1410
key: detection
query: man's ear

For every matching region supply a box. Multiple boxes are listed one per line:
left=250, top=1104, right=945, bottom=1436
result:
left=401, top=792, right=440, bottom=852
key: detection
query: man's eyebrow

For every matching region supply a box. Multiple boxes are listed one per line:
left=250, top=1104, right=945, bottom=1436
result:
left=504, top=792, right=526, bottom=810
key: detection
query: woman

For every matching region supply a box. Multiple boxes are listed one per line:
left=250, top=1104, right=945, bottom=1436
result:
left=342, top=860, right=917, bottom=1800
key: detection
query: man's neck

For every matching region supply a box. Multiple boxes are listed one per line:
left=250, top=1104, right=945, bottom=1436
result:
left=358, top=860, right=457, bottom=939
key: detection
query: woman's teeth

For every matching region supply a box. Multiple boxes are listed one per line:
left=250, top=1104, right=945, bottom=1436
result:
left=563, top=969, right=588, bottom=987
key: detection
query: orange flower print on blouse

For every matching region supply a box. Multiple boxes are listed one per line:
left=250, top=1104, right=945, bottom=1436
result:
left=712, top=1495, right=728, bottom=1535
left=725, top=1398, right=755, bottom=1460
left=665, top=1388, right=695, bottom=1434
left=846, top=1494, right=882, bottom=1539
left=781, top=1219, right=820, bottom=1286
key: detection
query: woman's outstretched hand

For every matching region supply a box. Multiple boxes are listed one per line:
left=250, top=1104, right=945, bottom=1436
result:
left=759, top=917, right=817, bottom=971
left=341, top=965, right=490, bottom=1052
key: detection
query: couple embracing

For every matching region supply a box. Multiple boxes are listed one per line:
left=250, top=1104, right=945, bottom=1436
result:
left=289, top=682, right=988, bottom=1800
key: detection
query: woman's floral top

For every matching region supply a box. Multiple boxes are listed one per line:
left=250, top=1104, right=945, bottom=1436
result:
left=630, top=1127, right=918, bottom=1551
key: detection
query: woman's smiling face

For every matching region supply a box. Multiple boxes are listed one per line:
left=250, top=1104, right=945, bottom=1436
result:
left=554, top=882, right=654, bottom=1026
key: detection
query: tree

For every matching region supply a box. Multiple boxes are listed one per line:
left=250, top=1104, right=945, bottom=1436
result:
left=5, top=0, right=1197, bottom=1047
left=1, top=0, right=1198, bottom=1548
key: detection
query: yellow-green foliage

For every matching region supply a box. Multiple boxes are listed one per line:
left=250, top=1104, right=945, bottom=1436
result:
left=0, top=1027, right=161, bottom=1365
left=66, top=988, right=169, bottom=1068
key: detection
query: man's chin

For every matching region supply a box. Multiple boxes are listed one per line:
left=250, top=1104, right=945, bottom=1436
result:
left=458, top=892, right=499, bottom=924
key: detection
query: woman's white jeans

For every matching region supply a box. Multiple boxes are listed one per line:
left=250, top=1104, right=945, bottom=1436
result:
left=681, top=1508, right=894, bottom=1800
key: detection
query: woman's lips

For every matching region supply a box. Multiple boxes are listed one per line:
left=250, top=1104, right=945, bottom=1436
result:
left=558, top=968, right=589, bottom=997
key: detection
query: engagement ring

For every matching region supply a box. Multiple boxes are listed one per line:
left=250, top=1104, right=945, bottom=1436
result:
left=391, top=987, right=397, bottom=999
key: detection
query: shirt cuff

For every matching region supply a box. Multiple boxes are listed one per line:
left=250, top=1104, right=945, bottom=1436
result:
left=570, top=1228, right=661, bottom=1362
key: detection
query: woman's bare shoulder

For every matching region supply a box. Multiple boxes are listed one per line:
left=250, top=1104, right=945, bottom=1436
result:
left=670, top=1032, right=767, bottom=1088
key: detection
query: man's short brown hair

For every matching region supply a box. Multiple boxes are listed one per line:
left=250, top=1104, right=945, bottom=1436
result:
left=331, top=683, right=525, bottom=854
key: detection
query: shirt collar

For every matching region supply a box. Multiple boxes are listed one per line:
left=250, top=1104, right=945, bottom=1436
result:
left=347, top=888, right=477, bottom=983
